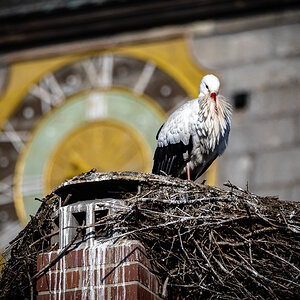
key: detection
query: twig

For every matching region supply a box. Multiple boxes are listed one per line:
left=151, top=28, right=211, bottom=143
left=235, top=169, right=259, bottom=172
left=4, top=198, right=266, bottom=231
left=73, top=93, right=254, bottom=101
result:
left=29, top=230, right=59, bottom=249
left=62, top=193, right=72, bottom=206
left=211, top=231, right=234, bottom=268
left=162, top=276, right=169, bottom=298
left=25, top=259, right=34, bottom=300
left=32, top=228, right=81, bottom=280
left=192, top=237, right=224, bottom=284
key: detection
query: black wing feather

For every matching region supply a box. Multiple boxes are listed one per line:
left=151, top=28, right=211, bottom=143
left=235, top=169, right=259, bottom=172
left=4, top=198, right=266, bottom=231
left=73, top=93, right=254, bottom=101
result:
left=156, top=124, right=164, bottom=140
left=152, top=136, right=193, bottom=177
left=193, top=150, right=218, bottom=180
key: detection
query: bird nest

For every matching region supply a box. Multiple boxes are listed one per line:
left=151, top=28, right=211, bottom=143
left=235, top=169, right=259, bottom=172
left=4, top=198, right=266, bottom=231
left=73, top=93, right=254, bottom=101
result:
left=0, top=171, right=300, bottom=299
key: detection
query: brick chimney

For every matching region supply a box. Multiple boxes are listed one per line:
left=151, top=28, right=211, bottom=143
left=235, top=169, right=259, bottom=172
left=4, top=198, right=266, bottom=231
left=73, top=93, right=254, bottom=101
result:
left=36, top=199, right=163, bottom=299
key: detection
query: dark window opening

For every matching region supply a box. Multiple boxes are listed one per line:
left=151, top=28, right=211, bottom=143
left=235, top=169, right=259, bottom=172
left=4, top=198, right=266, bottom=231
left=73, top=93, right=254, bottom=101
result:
left=56, top=180, right=141, bottom=204
left=233, top=92, right=249, bottom=110
left=73, top=211, right=86, bottom=238
left=95, top=209, right=109, bottom=238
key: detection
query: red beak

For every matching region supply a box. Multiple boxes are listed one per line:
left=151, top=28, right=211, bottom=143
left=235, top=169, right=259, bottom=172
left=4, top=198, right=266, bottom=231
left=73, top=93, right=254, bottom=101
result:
left=210, top=92, right=218, bottom=114
left=210, top=92, right=216, bottom=103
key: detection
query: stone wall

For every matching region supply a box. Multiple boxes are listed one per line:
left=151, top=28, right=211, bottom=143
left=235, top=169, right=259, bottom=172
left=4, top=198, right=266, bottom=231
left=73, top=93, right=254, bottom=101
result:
left=190, top=10, right=300, bottom=201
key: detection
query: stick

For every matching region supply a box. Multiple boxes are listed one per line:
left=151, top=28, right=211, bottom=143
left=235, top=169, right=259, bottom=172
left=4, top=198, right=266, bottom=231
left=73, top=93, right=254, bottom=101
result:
left=29, top=230, right=59, bottom=249
left=32, top=229, right=81, bottom=280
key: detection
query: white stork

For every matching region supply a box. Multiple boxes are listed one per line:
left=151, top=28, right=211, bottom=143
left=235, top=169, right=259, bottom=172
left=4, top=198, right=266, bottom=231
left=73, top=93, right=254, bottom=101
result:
left=152, top=74, right=232, bottom=180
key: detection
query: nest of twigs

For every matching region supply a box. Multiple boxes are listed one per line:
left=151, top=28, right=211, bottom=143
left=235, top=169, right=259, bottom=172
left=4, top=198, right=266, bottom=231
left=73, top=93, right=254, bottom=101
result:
left=0, top=171, right=299, bottom=299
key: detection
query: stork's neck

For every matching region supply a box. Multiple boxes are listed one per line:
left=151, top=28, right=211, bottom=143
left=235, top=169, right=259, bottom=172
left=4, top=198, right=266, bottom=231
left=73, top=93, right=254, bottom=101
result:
left=198, top=94, right=217, bottom=117
left=198, top=94, right=231, bottom=136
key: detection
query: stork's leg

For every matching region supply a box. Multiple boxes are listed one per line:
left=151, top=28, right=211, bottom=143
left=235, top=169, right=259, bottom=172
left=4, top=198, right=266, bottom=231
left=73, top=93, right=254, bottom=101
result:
left=187, top=165, right=191, bottom=180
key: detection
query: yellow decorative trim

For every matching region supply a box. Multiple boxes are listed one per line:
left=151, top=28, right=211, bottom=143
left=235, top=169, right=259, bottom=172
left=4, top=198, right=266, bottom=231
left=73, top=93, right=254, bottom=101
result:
left=0, top=250, right=5, bottom=273
left=0, top=38, right=204, bottom=129
left=206, top=160, right=217, bottom=186
left=13, top=142, right=29, bottom=227
left=117, top=39, right=205, bottom=98
left=0, top=55, right=81, bottom=129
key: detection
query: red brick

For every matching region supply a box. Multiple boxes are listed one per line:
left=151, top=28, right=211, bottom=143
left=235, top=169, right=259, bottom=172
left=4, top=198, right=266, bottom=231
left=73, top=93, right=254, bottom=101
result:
left=37, top=273, right=49, bottom=292
left=37, top=254, right=45, bottom=269
left=111, top=283, right=138, bottom=299
left=137, top=264, right=161, bottom=294
left=37, top=253, right=57, bottom=270
left=87, top=287, right=109, bottom=299
left=110, top=243, right=153, bottom=270
left=63, top=287, right=108, bottom=299
left=37, top=241, right=162, bottom=299
left=138, top=285, right=156, bottom=300
left=65, top=249, right=83, bottom=268
left=83, top=263, right=138, bottom=285
left=38, top=249, right=83, bottom=270
left=37, top=252, right=61, bottom=271
left=111, top=283, right=158, bottom=300
left=127, top=242, right=146, bottom=254
left=150, top=271, right=160, bottom=295
left=109, top=243, right=137, bottom=264
left=108, top=263, right=135, bottom=285
left=128, top=243, right=155, bottom=270
left=49, top=254, right=60, bottom=270
left=37, top=243, right=152, bottom=272
left=37, top=249, right=92, bottom=271
left=39, top=249, right=84, bottom=270
left=69, top=247, right=110, bottom=268
left=82, top=262, right=160, bottom=292
left=66, top=270, right=80, bottom=289
left=38, top=291, right=82, bottom=300
left=138, top=264, right=150, bottom=287
left=83, top=265, right=119, bottom=285
left=36, top=270, right=80, bottom=291
left=109, top=245, right=131, bottom=265
left=63, top=290, right=82, bottom=300
left=125, top=263, right=159, bottom=293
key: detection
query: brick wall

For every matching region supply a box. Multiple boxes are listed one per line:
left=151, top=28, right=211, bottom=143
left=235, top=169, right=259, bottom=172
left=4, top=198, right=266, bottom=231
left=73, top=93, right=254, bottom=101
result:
left=190, top=10, right=300, bottom=201
left=36, top=240, right=162, bottom=300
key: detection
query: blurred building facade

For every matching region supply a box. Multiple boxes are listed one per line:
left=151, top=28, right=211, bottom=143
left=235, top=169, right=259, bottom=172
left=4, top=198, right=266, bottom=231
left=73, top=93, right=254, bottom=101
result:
left=0, top=0, right=299, bottom=251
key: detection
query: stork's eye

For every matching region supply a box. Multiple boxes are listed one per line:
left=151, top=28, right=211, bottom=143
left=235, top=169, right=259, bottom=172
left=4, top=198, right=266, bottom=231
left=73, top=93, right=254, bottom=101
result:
left=205, top=84, right=208, bottom=89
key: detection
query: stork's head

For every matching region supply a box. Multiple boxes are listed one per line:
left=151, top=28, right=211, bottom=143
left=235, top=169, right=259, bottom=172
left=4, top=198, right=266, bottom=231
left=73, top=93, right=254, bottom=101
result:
left=199, top=74, right=220, bottom=113
left=199, top=74, right=220, bottom=99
